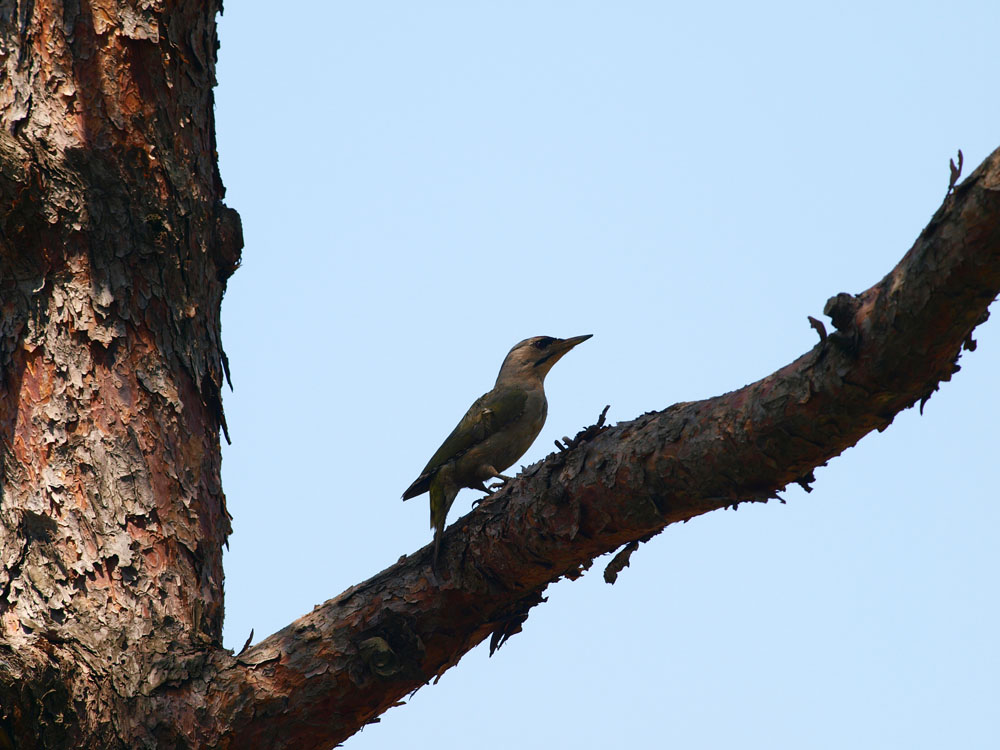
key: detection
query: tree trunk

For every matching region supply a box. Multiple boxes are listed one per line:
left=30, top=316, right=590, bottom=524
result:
left=1, top=1, right=238, bottom=746
left=1, top=4, right=999, bottom=750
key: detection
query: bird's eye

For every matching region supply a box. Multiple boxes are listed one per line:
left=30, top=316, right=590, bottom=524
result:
left=533, top=336, right=555, bottom=349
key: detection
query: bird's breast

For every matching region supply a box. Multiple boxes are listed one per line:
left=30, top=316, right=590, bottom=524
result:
left=458, top=391, right=547, bottom=485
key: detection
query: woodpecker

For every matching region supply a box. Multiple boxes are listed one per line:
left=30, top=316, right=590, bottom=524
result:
left=402, top=335, right=592, bottom=567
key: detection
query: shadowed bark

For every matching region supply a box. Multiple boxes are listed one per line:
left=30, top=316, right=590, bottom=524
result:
left=1, top=3, right=998, bottom=749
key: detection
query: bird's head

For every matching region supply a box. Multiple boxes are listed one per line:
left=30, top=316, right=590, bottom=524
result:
left=495, top=334, right=592, bottom=385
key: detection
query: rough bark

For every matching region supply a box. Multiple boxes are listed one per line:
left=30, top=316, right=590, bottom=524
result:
left=1, top=3, right=998, bottom=750
left=0, top=1, right=238, bottom=747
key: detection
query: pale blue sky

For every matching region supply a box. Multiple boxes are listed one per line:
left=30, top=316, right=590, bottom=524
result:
left=214, top=4, right=999, bottom=748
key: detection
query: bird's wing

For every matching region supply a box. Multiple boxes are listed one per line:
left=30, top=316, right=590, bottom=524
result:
left=401, top=387, right=529, bottom=500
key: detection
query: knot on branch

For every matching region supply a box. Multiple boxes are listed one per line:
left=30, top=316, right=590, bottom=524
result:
left=358, top=637, right=401, bottom=678
left=823, top=292, right=862, bottom=354
left=356, top=612, right=426, bottom=682
left=824, top=293, right=859, bottom=331
left=212, top=202, right=243, bottom=282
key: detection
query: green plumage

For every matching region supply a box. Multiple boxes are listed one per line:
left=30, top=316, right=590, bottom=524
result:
left=402, top=387, right=530, bottom=501
left=403, top=334, right=591, bottom=568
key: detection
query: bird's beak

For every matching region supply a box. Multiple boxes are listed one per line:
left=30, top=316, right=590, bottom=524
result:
left=536, top=334, right=592, bottom=372
left=559, top=334, right=593, bottom=350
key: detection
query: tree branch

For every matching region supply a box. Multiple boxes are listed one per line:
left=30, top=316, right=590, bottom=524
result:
left=201, top=147, right=1000, bottom=749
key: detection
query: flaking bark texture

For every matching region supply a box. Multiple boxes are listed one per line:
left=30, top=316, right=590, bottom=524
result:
left=1, top=3, right=999, bottom=749
left=0, top=1, right=238, bottom=747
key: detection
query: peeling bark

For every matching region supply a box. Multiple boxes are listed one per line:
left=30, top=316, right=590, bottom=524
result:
left=0, top=3, right=998, bottom=750
left=1, top=1, right=237, bottom=746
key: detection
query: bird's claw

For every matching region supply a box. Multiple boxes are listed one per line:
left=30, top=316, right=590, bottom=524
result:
left=488, top=474, right=512, bottom=491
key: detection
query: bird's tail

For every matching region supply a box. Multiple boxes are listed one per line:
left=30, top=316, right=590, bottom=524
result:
left=432, top=527, right=442, bottom=571
left=429, top=474, right=456, bottom=569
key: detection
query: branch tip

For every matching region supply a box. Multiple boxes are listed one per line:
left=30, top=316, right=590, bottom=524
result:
left=237, top=629, right=254, bottom=656
left=555, top=405, right=612, bottom=451
left=807, top=315, right=827, bottom=342
left=948, top=148, right=964, bottom=195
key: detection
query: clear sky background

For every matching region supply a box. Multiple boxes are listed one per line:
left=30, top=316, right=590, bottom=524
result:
left=213, top=4, right=999, bottom=749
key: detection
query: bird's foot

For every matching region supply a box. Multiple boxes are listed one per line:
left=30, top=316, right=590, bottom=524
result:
left=473, top=479, right=507, bottom=507
left=487, top=473, right=513, bottom=491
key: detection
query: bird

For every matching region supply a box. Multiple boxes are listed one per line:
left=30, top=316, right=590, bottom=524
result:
left=402, top=334, right=592, bottom=568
